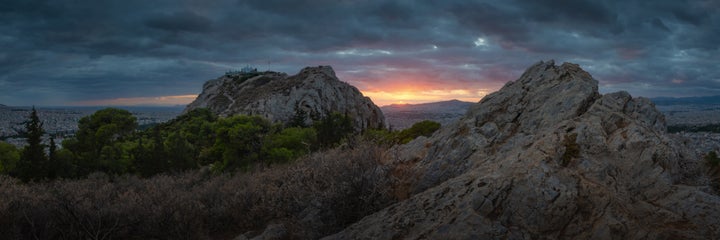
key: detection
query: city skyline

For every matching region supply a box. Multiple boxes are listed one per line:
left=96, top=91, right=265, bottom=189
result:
left=1, top=0, right=718, bottom=106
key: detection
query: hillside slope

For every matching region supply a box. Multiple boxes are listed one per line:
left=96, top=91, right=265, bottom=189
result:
left=327, top=60, right=719, bottom=239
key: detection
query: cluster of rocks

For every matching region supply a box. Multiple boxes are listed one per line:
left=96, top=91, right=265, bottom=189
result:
left=184, top=66, right=385, bottom=131
left=327, top=60, right=719, bottom=239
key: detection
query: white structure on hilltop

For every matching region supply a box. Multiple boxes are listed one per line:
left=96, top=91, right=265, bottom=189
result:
left=241, top=65, right=257, bottom=73
left=225, top=65, right=258, bottom=76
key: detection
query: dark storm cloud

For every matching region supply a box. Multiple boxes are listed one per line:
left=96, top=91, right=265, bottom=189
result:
left=0, top=0, right=718, bottom=106
left=145, top=11, right=214, bottom=33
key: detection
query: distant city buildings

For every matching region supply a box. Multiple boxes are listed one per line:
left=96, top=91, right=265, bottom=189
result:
left=0, top=107, right=180, bottom=148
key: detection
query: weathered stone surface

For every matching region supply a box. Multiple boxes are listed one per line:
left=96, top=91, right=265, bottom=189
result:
left=326, top=60, right=719, bottom=239
left=251, top=223, right=288, bottom=240
left=184, top=66, right=385, bottom=130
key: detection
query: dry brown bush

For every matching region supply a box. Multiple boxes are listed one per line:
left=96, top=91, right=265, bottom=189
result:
left=0, top=141, right=395, bottom=239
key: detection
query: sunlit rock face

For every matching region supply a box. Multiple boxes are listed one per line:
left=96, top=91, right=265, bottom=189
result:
left=327, top=60, right=719, bottom=239
left=184, top=65, right=385, bottom=130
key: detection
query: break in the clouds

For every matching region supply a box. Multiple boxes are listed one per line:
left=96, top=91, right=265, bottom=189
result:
left=1, top=0, right=718, bottom=106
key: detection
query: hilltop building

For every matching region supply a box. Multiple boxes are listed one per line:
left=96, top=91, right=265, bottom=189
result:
left=241, top=65, right=257, bottom=73
left=225, top=65, right=258, bottom=76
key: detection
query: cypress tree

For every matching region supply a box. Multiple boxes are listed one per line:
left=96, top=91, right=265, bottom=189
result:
left=17, top=107, right=48, bottom=181
left=47, top=136, right=57, bottom=179
left=48, top=136, right=56, bottom=162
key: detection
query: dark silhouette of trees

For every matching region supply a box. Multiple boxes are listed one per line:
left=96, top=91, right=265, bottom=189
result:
left=314, top=112, right=354, bottom=148
left=16, top=107, right=48, bottom=181
left=289, top=108, right=309, bottom=127
left=396, top=120, right=441, bottom=144
left=1, top=106, right=435, bottom=179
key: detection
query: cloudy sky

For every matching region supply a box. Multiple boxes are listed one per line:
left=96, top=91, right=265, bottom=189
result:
left=1, top=0, right=718, bottom=106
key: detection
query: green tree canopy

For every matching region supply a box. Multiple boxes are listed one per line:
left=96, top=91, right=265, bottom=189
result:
left=209, top=115, right=272, bottom=172
left=66, top=108, right=138, bottom=176
left=397, top=120, right=441, bottom=144
left=314, top=112, right=354, bottom=148
left=263, top=127, right=317, bottom=164
left=0, top=141, right=20, bottom=174
left=75, top=108, right=137, bottom=149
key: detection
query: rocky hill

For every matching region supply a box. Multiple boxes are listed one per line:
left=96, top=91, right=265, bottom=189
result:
left=326, top=61, right=719, bottom=239
left=382, top=100, right=474, bottom=130
left=184, top=66, right=385, bottom=130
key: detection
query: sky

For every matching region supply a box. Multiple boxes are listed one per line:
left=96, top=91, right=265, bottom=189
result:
left=1, top=0, right=718, bottom=107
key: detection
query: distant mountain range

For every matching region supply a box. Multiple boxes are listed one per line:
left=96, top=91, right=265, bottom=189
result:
left=650, top=95, right=720, bottom=105
left=381, top=99, right=474, bottom=113
left=381, top=99, right=474, bottom=129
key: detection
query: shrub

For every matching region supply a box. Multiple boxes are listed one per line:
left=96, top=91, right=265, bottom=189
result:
left=262, top=127, right=317, bottom=164
left=0, top=141, right=395, bottom=239
left=705, top=151, right=720, bottom=192
left=362, top=129, right=397, bottom=146
left=706, top=151, right=720, bottom=167
left=314, top=112, right=354, bottom=148
left=363, top=121, right=441, bottom=146
left=0, top=141, right=20, bottom=174
left=397, top=120, right=441, bottom=144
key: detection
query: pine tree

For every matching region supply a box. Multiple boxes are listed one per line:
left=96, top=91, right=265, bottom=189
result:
left=16, top=107, right=48, bottom=181
left=48, top=136, right=56, bottom=162
left=290, top=108, right=308, bottom=127
left=47, top=136, right=57, bottom=179
left=135, top=128, right=167, bottom=177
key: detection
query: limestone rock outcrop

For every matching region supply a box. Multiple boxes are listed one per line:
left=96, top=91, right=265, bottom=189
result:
left=184, top=66, right=385, bottom=130
left=327, top=61, right=719, bottom=239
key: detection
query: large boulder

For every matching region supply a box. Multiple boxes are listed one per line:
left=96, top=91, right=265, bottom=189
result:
left=326, top=60, right=719, bottom=239
left=184, top=66, right=385, bottom=130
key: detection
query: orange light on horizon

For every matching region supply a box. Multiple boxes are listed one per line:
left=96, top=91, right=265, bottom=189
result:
left=361, top=88, right=490, bottom=106
left=342, top=70, right=497, bottom=106
left=70, top=94, right=198, bottom=106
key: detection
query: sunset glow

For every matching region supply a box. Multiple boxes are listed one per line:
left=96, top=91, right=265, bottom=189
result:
left=362, top=88, right=489, bottom=106
left=342, top=68, right=497, bottom=106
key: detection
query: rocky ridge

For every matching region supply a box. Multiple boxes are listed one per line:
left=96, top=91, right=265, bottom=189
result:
left=327, top=61, right=719, bottom=239
left=184, top=66, right=385, bottom=130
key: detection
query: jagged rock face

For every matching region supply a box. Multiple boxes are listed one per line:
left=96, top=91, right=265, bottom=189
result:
left=184, top=66, right=385, bottom=130
left=327, top=61, right=719, bottom=239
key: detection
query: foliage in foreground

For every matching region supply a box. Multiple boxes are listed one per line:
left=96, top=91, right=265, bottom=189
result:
left=0, top=141, right=20, bottom=174
left=2, top=108, right=361, bottom=181
left=2, top=107, right=439, bottom=187
left=364, top=120, right=442, bottom=145
left=0, top=142, right=395, bottom=239
left=706, top=151, right=720, bottom=191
